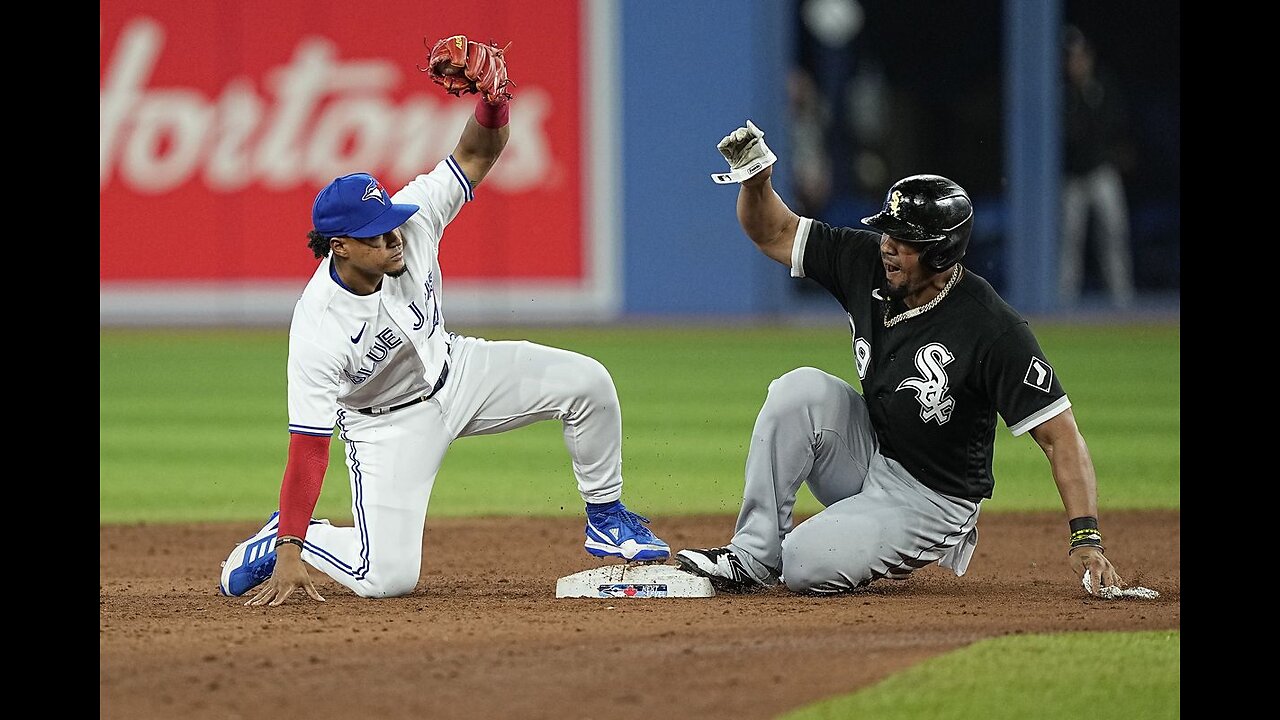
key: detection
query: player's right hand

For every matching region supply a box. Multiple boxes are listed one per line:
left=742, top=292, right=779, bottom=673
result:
left=245, top=547, right=325, bottom=607
left=1069, top=545, right=1123, bottom=595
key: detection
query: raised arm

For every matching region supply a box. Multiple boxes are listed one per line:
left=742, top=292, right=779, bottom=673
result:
left=715, top=121, right=799, bottom=266
left=1029, top=407, right=1124, bottom=591
left=453, top=109, right=510, bottom=186
left=737, top=167, right=800, bottom=267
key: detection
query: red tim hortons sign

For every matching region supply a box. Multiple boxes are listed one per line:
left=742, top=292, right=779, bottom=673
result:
left=101, top=0, right=618, bottom=323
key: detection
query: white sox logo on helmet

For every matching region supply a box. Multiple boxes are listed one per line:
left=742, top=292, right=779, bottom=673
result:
left=889, top=190, right=903, bottom=217
left=896, top=343, right=956, bottom=424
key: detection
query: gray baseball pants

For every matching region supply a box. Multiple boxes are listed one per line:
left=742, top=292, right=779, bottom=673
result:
left=727, top=367, right=981, bottom=593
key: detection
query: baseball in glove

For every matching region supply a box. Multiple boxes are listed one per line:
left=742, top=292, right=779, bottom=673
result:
left=419, top=35, right=514, bottom=105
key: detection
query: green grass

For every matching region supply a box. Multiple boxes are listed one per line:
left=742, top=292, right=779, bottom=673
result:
left=780, top=631, right=1180, bottom=720
left=100, top=323, right=1179, bottom=523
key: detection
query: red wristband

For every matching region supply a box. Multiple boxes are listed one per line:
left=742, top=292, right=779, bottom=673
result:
left=474, top=97, right=510, bottom=129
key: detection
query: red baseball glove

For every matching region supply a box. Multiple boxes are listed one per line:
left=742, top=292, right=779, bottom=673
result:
left=420, top=35, right=513, bottom=105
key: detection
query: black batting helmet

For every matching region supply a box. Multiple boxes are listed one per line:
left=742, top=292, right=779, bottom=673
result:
left=861, top=174, right=974, bottom=272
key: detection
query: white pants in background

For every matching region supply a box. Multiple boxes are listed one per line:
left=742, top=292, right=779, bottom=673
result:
left=1060, top=163, right=1135, bottom=308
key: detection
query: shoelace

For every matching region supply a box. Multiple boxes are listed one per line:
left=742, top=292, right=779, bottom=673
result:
left=250, top=561, right=275, bottom=581
left=591, top=505, right=652, bottom=534
left=618, top=508, right=655, bottom=536
left=242, top=554, right=277, bottom=585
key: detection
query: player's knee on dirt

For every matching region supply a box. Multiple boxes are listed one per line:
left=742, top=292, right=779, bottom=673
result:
left=352, top=563, right=420, bottom=598
left=781, top=547, right=872, bottom=593
left=781, top=518, right=876, bottom=593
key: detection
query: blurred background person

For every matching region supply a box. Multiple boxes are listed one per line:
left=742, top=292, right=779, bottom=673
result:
left=787, top=68, right=834, bottom=217
left=1060, top=24, right=1135, bottom=309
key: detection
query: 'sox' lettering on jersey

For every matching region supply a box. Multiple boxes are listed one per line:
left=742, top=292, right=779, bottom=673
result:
left=896, top=343, right=956, bottom=425
left=343, top=328, right=403, bottom=384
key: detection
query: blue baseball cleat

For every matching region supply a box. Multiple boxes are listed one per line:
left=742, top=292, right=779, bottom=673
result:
left=584, top=502, right=670, bottom=562
left=218, top=512, right=282, bottom=597
left=216, top=513, right=331, bottom=596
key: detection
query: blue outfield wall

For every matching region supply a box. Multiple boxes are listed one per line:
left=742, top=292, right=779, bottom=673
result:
left=619, top=0, right=805, bottom=317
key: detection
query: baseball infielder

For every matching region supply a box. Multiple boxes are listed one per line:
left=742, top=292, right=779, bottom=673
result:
left=678, top=121, right=1127, bottom=596
left=219, top=36, right=668, bottom=604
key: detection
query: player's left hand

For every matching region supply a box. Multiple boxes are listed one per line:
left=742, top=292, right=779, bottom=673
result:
left=1069, top=545, right=1123, bottom=595
left=711, top=120, right=778, bottom=185
left=244, top=548, right=325, bottom=607
left=420, top=34, right=513, bottom=105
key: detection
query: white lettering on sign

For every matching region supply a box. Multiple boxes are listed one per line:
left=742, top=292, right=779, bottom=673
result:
left=100, top=18, right=551, bottom=194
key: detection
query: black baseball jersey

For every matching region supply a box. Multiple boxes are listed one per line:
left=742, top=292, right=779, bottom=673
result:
left=793, top=218, right=1069, bottom=500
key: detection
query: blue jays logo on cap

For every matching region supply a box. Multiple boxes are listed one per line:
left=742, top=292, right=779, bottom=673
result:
left=362, top=178, right=388, bottom=205
left=312, top=172, right=419, bottom=239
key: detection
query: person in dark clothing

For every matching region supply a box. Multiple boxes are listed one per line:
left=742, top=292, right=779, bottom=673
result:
left=1060, top=25, right=1135, bottom=308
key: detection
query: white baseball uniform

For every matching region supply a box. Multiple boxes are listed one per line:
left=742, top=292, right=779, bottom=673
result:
left=285, top=156, right=625, bottom=598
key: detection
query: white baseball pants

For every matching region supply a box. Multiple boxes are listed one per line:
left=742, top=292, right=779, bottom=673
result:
left=1060, top=163, right=1134, bottom=307
left=298, top=335, right=625, bottom=598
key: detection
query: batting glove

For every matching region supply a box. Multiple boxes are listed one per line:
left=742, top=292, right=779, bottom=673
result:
left=711, top=120, right=778, bottom=185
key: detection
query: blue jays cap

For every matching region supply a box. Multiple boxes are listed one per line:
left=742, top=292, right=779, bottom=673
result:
left=311, top=173, right=419, bottom=238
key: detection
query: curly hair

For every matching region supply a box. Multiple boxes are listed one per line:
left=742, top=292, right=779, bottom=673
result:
left=307, top=230, right=332, bottom=259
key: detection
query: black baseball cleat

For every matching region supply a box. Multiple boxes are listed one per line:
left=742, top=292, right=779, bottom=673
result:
left=675, top=547, right=773, bottom=592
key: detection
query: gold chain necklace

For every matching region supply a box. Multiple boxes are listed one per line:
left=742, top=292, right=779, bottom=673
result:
left=883, top=265, right=964, bottom=328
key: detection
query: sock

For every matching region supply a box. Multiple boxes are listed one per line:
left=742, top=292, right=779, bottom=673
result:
left=586, top=500, right=620, bottom=514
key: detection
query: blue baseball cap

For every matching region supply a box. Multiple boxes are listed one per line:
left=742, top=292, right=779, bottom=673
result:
left=311, top=173, right=419, bottom=238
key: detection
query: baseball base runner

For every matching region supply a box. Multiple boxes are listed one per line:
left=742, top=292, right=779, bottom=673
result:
left=675, top=120, right=1135, bottom=598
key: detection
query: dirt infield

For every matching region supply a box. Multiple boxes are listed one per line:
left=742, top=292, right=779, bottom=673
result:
left=100, top=511, right=1179, bottom=719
